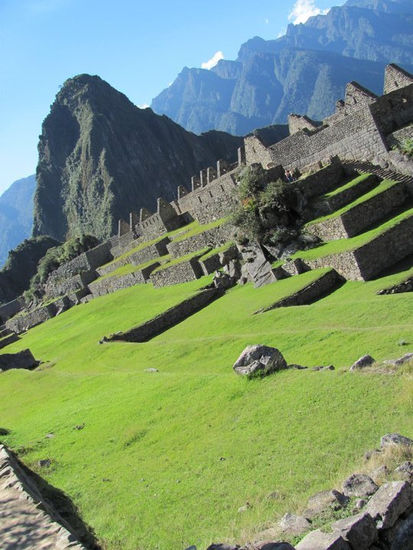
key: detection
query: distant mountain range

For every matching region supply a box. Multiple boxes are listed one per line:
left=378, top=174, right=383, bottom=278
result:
left=0, top=175, right=36, bottom=267
left=151, top=0, right=413, bottom=135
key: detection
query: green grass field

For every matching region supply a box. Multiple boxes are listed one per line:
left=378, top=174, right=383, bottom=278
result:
left=0, top=263, right=412, bottom=549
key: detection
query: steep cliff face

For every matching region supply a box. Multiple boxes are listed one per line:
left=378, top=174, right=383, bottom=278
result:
left=151, top=0, right=413, bottom=135
left=33, top=75, right=242, bottom=241
left=0, top=175, right=36, bottom=267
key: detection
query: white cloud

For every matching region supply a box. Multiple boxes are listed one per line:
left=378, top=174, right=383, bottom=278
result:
left=201, top=51, right=224, bottom=70
left=138, top=103, right=149, bottom=109
left=288, top=0, right=330, bottom=25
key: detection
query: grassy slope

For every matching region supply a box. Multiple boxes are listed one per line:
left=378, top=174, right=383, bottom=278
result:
left=0, top=266, right=412, bottom=549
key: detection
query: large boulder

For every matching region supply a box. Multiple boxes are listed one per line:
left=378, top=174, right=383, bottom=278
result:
left=233, top=345, right=287, bottom=378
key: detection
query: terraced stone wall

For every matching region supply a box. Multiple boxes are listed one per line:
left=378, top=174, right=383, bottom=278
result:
left=47, top=241, right=112, bottom=284
left=107, top=288, right=221, bottom=343
left=167, top=224, right=233, bottom=259
left=89, top=268, right=156, bottom=297
left=6, top=303, right=57, bottom=334
left=294, top=162, right=345, bottom=199
left=45, top=270, right=97, bottom=298
left=354, top=215, right=413, bottom=280
left=150, top=258, right=204, bottom=288
left=177, top=171, right=239, bottom=224
left=0, top=297, right=24, bottom=323
left=309, top=183, right=407, bottom=240
left=305, top=215, right=413, bottom=280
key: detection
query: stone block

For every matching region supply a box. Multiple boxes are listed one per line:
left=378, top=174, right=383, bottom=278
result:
left=366, top=481, right=412, bottom=529
left=332, top=512, right=377, bottom=549
left=304, top=490, right=349, bottom=519
left=342, top=473, right=378, bottom=497
left=296, top=529, right=350, bottom=549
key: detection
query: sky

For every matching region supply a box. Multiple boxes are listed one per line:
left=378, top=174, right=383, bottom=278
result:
left=0, top=0, right=343, bottom=195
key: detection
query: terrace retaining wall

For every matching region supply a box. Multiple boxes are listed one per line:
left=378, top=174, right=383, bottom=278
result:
left=167, top=224, right=233, bottom=259
left=309, top=182, right=407, bottom=240
left=105, top=288, right=222, bottom=343
left=304, top=215, right=413, bottom=280
left=150, top=257, right=205, bottom=288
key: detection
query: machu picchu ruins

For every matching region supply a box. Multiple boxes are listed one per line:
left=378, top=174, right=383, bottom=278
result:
left=0, top=8, right=413, bottom=546
left=1, top=63, right=412, bottom=339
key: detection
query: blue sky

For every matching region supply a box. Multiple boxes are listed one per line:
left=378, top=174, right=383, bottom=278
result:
left=0, top=0, right=343, bottom=194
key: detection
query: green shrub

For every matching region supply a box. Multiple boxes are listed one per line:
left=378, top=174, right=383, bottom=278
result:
left=399, top=138, right=413, bottom=157
left=232, top=165, right=304, bottom=245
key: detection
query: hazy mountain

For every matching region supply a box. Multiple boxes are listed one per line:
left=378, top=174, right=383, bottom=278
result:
left=151, top=0, right=413, bottom=135
left=0, top=175, right=36, bottom=267
left=33, top=74, right=242, bottom=241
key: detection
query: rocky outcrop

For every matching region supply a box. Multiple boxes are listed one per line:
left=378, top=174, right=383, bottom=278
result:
left=33, top=74, right=242, bottom=241
left=0, top=349, right=38, bottom=372
left=209, top=433, right=413, bottom=550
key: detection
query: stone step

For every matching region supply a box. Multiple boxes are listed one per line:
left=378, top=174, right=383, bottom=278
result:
left=342, top=160, right=413, bottom=187
left=308, top=181, right=409, bottom=241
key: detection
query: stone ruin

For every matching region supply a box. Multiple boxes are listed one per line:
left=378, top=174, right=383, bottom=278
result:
left=0, top=63, right=412, bottom=336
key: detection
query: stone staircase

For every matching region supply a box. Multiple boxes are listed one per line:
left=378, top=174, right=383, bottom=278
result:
left=342, top=160, right=413, bottom=188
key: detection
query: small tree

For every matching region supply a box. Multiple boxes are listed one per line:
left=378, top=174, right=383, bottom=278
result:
left=232, top=165, right=304, bottom=246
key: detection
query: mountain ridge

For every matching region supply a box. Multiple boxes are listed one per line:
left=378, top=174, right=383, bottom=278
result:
left=151, top=0, right=413, bottom=135
left=0, top=175, right=36, bottom=267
